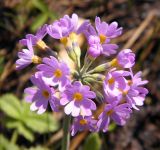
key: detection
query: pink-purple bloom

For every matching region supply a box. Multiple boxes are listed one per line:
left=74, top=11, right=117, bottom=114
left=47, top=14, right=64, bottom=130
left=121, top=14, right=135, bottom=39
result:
left=88, top=35, right=103, bottom=57
left=103, top=70, right=130, bottom=97
left=60, top=81, right=96, bottom=117
left=122, top=70, right=148, bottom=110
left=16, top=39, right=34, bottom=70
left=71, top=116, right=97, bottom=136
left=24, top=74, right=60, bottom=114
left=19, top=24, right=47, bottom=46
left=37, top=56, right=70, bottom=89
left=116, top=49, right=135, bottom=68
left=81, top=17, right=122, bottom=57
left=97, top=99, right=132, bottom=132
left=47, top=14, right=79, bottom=39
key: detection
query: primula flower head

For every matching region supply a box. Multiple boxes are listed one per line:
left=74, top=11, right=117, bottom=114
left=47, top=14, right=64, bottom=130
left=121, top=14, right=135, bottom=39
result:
left=60, top=81, right=96, bottom=117
left=17, top=13, right=148, bottom=136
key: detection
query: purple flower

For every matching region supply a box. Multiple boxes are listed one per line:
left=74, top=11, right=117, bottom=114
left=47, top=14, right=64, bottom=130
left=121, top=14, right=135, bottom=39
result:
left=82, top=17, right=122, bottom=57
left=88, top=35, right=103, bottom=57
left=122, top=70, right=148, bottom=110
left=16, top=39, right=41, bottom=70
left=108, top=70, right=148, bottom=110
left=97, top=99, right=132, bottom=132
left=37, top=56, right=70, bottom=89
left=71, top=116, right=97, bottom=136
left=60, top=81, right=96, bottom=117
left=95, top=17, right=122, bottom=39
left=24, top=74, right=60, bottom=114
left=47, top=14, right=78, bottom=39
left=19, top=24, right=48, bottom=49
left=103, top=70, right=130, bottom=97
left=111, top=49, right=135, bottom=68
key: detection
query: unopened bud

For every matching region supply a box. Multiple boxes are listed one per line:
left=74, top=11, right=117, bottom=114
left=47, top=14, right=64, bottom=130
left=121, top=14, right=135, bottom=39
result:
left=88, top=62, right=111, bottom=74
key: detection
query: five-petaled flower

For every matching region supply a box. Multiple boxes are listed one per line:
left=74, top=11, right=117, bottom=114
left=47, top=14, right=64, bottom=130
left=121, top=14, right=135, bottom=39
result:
left=24, top=73, right=60, bottom=114
left=60, top=81, right=96, bottom=117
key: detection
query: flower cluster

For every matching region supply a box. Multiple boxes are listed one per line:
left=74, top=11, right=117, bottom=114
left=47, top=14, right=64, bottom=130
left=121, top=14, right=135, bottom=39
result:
left=16, top=14, right=148, bottom=136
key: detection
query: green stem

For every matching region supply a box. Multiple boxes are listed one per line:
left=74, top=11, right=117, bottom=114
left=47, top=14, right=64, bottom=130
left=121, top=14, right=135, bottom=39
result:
left=61, top=115, right=71, bottom=150
left=11, top=130, right=18, bottom=144
left=80, top=56, right=95, bottom=76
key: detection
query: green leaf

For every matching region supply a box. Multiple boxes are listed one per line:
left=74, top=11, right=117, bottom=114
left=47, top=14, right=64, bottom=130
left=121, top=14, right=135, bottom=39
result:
left=31, top=13, right=48, bottom=32
left=0, top=134, right=20, bottom=150
left=32, top=0, right=48, bottom=12
left=0, top=94, right=21, bottom=119
left=108, top=123, right=116, bottom=132
left=0, top=94, right=59, bottom=142
left=6, top=121, right=21, bottom=129
left=83, top=133, right=101, bottom=150
left=48, top=12, right=57, bottom=20
left=24, top=111, right=59, bottom=134
left=19, top=101, right=59, bottom=134
left=17, top=123, right=34, bottom=142
left=24, top=145, right=50, bottom=150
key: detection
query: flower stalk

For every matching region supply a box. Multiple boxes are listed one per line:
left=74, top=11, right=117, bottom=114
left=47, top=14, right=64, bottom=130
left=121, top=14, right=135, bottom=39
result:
left=61, top=115, right=71, bottom=150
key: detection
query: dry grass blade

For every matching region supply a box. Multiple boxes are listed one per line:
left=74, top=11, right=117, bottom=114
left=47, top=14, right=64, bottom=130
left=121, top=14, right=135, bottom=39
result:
left=123, top=10, right=157, bottom=49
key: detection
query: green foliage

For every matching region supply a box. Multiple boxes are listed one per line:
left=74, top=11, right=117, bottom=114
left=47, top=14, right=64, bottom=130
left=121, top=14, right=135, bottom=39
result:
left=0, top=134, right=50, bottom=150
left=0, top=94, right=59, bottom=142
left=0, top=57, right=4, bottom=75
left=30, top=0, right=57, bottom=31
left=0, top=134, right=20, bottom=150
left=30, top=13, right=48, bottom=32
left=108, top=123, right=116, bottom=131
left=23, top=145, right=49, bottom=150
left=83, top=133, right=101, bottom=150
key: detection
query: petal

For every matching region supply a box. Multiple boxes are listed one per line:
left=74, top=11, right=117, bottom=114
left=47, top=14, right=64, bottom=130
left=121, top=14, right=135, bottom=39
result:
left=64, top=101, right=74, bottom=115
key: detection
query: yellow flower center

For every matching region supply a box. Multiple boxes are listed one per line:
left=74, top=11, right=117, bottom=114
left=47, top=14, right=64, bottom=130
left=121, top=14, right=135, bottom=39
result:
left=108, top=77, right=115, bottom=85
left=122, top=90, right=128, bottom=96
left=118, top=89, right=128, bottom=96
left=127, top=80, right=133, bottom=86
left=54, top=69, right=62, bottom=78
left=99, top=34, right=107, bottom=44
left=42, top=90, right=50, bottom=99
left=106, top=110, right=114, bottom=116
left=60, top=37, right=68, bottom=46
left=79, top=119, right=88, bottom=125
left=36, top=40, right=47, bottom=50
left=69, top=32, right=77, bottom=42
left=73, top=92, right=83, bottom=101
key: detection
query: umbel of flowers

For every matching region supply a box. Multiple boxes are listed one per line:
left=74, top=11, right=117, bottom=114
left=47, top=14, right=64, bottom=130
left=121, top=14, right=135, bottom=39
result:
left=16, top=13, right=148, bottom=147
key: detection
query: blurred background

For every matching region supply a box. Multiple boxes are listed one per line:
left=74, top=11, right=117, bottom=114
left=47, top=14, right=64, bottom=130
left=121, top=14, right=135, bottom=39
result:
left=0, top=0, right=160, bottom=150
